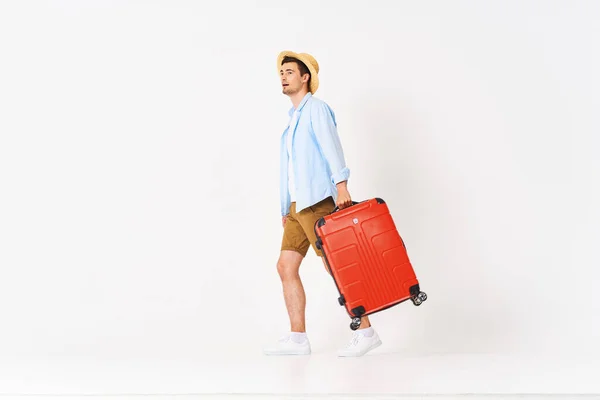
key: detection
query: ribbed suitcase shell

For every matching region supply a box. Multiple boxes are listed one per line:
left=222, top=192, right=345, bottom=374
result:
left=314, top=198, right=426, bottom=329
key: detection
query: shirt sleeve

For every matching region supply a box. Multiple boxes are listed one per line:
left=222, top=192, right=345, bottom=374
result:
left=310, top=102, right=350, bottom=185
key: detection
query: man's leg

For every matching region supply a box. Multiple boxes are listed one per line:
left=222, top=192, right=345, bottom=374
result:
left=263, top=207, right=312, bottom=356
left=278, top=250, right=307, bottom=332
left=263, top=254, right=311, bottom=355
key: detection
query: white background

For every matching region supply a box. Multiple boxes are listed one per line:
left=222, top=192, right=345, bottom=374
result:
left=0, top=0, right=598, bottom=393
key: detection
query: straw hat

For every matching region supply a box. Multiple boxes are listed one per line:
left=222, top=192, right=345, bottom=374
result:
left=277, top=50, right=320, bottom=94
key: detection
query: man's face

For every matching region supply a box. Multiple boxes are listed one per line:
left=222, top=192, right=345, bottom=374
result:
left=280, top=62, right=308, bottom=95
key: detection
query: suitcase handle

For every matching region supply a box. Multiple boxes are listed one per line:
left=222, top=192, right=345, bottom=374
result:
left=332, top=201, right=360, bottom=213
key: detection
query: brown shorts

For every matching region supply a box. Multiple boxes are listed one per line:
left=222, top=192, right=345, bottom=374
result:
left=281, top=196, right=336, bottom=257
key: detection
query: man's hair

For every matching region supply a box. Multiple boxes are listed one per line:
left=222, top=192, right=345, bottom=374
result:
left=281, top=56, right=311, bottom=88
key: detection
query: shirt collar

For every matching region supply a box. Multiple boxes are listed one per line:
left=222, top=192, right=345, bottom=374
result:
left=288, top=92, right=312, bottom=117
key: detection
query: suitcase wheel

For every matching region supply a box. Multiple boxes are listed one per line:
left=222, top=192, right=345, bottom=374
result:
left=350, top=317, right=361, bottom=331
left=412, top=291, right=427, bottom=306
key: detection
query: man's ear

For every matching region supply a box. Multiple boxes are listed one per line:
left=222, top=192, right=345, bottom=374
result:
left=302, top=73, right=310, bottom=83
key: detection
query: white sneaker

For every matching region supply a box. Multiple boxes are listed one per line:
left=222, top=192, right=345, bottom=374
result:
left=337, top=329, right=382, bottom=357
left=263, top=334, right=311, bottom=356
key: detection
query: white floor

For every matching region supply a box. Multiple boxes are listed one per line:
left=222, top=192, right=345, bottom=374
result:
left=0, top=397, right=598, bottom=400
left=1, top=350, right=599, bottom=399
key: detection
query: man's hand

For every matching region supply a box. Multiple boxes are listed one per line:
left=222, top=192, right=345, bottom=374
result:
left=282, top=215, right=288, bottom=228
left=336, top=181, right=353, bottom=209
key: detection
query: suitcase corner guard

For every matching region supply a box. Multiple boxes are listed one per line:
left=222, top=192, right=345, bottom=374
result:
left=351, top=306, right=366, bottom=317
left=316, top=217, right=326, bottom=228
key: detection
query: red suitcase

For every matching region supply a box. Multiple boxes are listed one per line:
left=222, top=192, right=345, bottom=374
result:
left=314, top=198, right=427, bottom=330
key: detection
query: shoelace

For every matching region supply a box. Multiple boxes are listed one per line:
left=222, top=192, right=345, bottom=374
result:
left=345, top=333, right=363, bottom=348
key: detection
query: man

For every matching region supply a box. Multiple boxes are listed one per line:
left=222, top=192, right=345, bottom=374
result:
left=263, top=51, right=382, bottom=357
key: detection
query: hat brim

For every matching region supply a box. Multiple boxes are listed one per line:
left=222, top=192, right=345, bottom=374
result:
left=277, top=51, right=319, bottom=94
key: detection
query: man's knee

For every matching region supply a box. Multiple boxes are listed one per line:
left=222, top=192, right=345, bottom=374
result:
left=277, top=253, right=302, bottom=280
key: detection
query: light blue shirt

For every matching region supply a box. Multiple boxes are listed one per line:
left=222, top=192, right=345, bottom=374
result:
left=280, top=92, right=350, bottom=216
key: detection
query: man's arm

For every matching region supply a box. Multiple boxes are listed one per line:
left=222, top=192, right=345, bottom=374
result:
left=311, top=102, right=353, bottom=208
left=311, top=102, right=350, bottom=185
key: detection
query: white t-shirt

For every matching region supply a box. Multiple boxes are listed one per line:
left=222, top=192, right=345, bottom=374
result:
left=286, top=111, right=299, bottom=202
